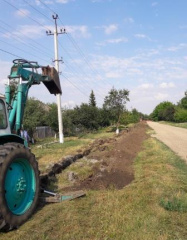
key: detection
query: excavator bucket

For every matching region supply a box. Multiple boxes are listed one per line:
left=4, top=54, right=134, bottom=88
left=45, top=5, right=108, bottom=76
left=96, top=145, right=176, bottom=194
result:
left=42, top=67, right=62, bottom=95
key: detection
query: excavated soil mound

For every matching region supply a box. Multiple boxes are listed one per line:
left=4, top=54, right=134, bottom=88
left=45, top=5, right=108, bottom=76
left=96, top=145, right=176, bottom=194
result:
left=71, top=122, right=148, bottom=190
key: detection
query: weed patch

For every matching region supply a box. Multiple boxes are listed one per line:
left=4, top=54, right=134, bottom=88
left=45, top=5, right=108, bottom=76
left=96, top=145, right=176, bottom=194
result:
left=160, top=193, right=187, bottom=212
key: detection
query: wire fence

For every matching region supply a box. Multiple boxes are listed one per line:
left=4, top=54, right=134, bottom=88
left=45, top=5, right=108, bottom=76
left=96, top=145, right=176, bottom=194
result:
left=35, top=126, right=55, bottom=139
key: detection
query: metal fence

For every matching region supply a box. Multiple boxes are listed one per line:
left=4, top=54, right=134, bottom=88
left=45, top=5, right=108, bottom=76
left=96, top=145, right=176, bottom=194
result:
left=34, top=126, right=55, bottom=139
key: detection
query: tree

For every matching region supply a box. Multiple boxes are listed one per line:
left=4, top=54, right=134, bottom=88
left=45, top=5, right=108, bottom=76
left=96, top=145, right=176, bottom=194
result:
left=174, top=108, right=187, bottom=122
left=103, top=87, right=130, bottom=128
left=10, top=80, right=18, bottom=100
left=120, top=109, right=142, bottom=125
left=46, top=103, right=59, bottom=133
left=179, top=91, right=187, bottom=109
left=62, top=109, right=76, bottom=136
left=150, top=101, right=175, bottom=121
left=72, top=103, right=100, bottom=130
left=89, top=90, right=96, bottom=107
left=23, top=98, right=48, bottom=136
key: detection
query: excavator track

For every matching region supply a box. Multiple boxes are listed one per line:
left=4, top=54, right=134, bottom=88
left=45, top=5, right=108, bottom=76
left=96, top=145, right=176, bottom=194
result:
left=0, top=143, right=40, bottom=231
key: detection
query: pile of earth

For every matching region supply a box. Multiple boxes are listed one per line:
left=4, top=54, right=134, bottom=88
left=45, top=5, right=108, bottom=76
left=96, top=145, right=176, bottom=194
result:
left=73, top=122, right=148, bottom=190
left=41, top=122, right=148, bottom=191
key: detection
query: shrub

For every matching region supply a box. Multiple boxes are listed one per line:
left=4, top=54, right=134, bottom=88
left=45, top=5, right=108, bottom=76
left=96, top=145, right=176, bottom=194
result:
left=174, top=108, right=187, bottom=122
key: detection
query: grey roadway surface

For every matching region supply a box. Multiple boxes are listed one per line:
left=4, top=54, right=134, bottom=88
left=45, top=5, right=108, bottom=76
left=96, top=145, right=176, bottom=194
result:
left=147, top=121, right=187, bottom=163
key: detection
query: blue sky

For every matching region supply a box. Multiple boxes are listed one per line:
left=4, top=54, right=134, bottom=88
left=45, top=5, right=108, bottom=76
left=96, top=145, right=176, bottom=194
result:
left=0, top=0, right=187, bottom=114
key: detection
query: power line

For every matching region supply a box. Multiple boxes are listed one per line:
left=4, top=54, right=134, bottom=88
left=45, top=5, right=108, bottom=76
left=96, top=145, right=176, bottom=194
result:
left=0, top=19, right=54, bottom=58
left=3, top=0, right=107, bottom=103
left=23, top=0, right=110, bottom=94
left=0, top=48, right=24, bottom=59
left=0, top=38, right=48, bottom=63
left=66, top=33, right=111, bottom=87
left=2, top=0, right=51, bottom=32
left=22, top=0, right=54, bottom=23
left=63, top=62, right=105, bottom=100
left=56, top=17, right=111, bottom=86
left=0, top=46, right=101, bottom=104
left=37, top=0, right=56, bottom=15
left=57, top=41, right=106, bottom=99
left=0, top=25, right=52, bottom=63
left=23, top=0, right=110, bottom=89
left=62, top=74, right=89, bottom=98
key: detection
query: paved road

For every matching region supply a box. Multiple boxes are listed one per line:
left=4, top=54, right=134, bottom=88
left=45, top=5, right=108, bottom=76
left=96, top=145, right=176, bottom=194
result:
left=147, top=121, right=187, bottom=162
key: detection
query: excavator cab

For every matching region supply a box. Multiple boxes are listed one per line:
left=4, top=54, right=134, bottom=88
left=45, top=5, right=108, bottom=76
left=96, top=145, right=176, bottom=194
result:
left=0, top=97, right=11, bottom=135
left=0, top=99, right=7, bottom=129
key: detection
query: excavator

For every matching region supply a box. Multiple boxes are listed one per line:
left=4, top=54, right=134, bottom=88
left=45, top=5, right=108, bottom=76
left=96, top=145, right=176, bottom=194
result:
left=0, top=59, right=62, bottom=231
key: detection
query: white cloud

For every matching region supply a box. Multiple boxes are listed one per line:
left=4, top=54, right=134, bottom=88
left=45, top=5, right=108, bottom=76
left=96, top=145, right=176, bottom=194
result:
left=44, top=1, right=53, bottom=4
left=159, top=82, right=175, bottom=89
left=0, top=60, right=12, bottom=94
left=105, top=72, right=121, bottom=78
left=167, top=43, right=187, bottom=52
left=62, top=100, right=75, bottom=108
left=91, top=0, right=112, bottom=2
left=95, top=24, right=118, bottom=35
left=12, top=25, right=44, bottom=39
left=135, top=34, right=146, bottom=39
left=96, top=37, right=128, bottom=46
left=152, top=2, right=158, bottom=7
left=104, top=24, right=118, bottom=35
left=139, top=83, right=154, bottom=89
left=66, top=25, right=91, bottom=38
left=154, top=93, right=169, bottom=100
left=107, top=38, right=128, bottom=44
left=124, top=17, right=134, bottom=24
left=56, top=0, right=72, bottom=3
left=15, top=9, right=30, bottom=18
left=134, top=34, right=152, bottom=41
left=35, top=0, right=40, bottom=5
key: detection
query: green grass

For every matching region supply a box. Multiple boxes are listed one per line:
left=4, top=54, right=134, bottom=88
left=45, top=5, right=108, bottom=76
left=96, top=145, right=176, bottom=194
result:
left=32, top=129, right=114, bottom=173
left=1, top=130, right=187, bottom=239
left=160, top=121, right=187, bottom=129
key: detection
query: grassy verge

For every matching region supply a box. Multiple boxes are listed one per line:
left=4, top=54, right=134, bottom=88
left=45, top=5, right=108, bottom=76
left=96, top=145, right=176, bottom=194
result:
left=32, top=129, right=114, bottom=173
left=160, top=121, right=187, bottom=129
left=1, top=131, right=187, bottom=239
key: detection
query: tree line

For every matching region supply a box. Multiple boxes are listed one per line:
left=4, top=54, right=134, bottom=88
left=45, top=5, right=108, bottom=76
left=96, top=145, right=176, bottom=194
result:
left=150, top=91, right=187, bottom=122
left=23, top=88, right=144, bottom=137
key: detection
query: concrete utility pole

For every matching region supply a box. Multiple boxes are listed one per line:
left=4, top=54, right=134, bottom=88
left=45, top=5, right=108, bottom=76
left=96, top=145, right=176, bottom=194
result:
left=46, top=14, right=66, bottom=143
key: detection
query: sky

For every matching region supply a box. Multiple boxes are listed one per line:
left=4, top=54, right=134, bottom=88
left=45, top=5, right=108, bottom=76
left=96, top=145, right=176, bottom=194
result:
left=0, top=0, right=187, bottom=114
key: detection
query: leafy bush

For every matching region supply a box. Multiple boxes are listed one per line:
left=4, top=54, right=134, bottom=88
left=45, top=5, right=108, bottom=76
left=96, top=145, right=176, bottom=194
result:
left=174, top=108, right=187, bottom=122
left=150, top=101, right=175, bottom=121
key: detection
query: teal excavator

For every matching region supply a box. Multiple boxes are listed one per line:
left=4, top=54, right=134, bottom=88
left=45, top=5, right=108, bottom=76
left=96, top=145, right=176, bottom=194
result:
left=0, top=59, right=62, bottom=231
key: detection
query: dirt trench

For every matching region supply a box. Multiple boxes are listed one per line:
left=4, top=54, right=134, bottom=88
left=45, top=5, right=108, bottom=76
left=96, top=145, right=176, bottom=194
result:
left=62, top=122, right=148, bottom=191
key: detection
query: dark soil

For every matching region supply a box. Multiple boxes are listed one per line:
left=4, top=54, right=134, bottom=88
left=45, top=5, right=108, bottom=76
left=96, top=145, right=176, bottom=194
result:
left=68, top=122, right=148, bottom=191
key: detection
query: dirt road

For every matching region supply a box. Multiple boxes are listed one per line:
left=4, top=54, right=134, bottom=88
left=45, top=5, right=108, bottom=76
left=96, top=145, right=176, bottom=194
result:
left=147, top=121, right=187, bottom=162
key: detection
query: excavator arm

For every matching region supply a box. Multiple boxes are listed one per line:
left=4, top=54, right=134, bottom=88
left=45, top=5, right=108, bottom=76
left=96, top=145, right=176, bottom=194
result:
left=5, top=59, right=61, bottom=134
left=0, top=59, right=62, bottom=231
